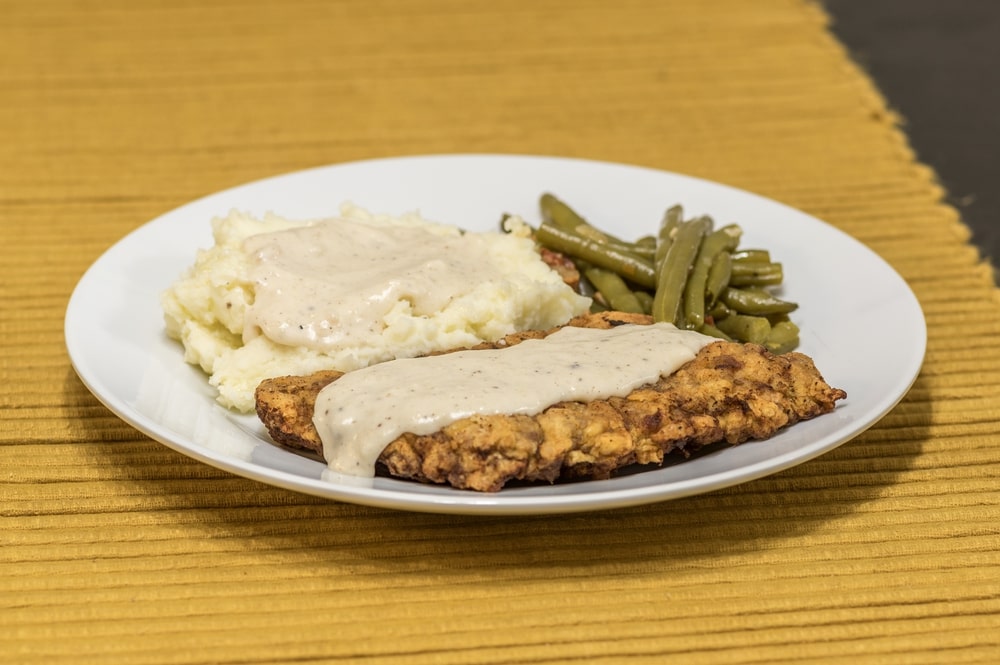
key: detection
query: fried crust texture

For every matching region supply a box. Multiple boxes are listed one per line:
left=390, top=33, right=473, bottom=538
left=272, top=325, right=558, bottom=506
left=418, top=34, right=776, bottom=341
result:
left=254, top=312, right=846, bottom=491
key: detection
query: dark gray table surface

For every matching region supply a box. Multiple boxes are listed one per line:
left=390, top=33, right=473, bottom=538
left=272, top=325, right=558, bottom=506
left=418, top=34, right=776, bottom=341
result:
left=824, top=0, right=999, bottom=274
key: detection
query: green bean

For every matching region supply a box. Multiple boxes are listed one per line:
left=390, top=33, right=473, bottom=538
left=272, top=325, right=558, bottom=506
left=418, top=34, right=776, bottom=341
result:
left=540, top=193, right=587, bottom=232
left=651, top=216, right=711, bottom=325
left=584, top=267, right=645, bottom=314
left=682, top=224, right=742, bottom=328
left=766, top=312, right=792, bottom=325
left=707, top=299, right=730, bottom=322
left=697, top=323, right=733, bottom=341
left=720, top=287, right=798, bottom=315
left=764, top=320, right=800, bottom=354
left=634, top=290, right=654, bottom=315
left=541, top=193, right=655, bottom=258
left=532, top=193, right=799, bottom=352
left=715, top=313, right=772, bottom=345
left=729, top=261, right=783, bottom=287
left=705, top=251, right=732, bottom=306
left=620, top=240, right=656, bottom=259
left=654, top=205, right=684, bottom=280
left=589, top=298, right=610, bottom=313
left=572, top=224, right=656, bottom=259
left=540, top=192, right=614, bottom=241
left=732, top=249, right=771, bottom=263
left=535, top=221, right=656, bottom=289
left=570, top=221, right=625, bottom=246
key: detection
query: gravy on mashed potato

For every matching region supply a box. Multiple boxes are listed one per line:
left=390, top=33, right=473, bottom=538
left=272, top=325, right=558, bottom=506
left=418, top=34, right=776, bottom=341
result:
left=162, top=203, right=591, bottom=412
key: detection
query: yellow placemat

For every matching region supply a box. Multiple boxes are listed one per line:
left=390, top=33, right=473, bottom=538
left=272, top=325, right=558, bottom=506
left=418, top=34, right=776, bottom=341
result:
left=2, top=1, right=999, bottom=663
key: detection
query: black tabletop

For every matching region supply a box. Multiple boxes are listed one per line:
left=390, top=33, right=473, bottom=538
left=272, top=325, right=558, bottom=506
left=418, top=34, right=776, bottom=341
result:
left=825, top=0, right=1000, bottom=274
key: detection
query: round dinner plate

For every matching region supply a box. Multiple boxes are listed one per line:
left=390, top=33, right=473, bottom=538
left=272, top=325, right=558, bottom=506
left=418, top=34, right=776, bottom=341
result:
left=65, top=154, right=926, bottom=515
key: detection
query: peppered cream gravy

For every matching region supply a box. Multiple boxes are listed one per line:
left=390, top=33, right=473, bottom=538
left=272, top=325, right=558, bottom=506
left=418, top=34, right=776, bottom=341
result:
left=312, top=323, right=713, bottom=477
left=242, top=218, right=512, bottom=352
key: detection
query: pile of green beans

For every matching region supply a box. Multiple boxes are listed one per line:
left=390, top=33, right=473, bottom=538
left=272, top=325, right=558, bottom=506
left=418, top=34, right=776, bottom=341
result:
left=523, top=193, right=801, bottom=354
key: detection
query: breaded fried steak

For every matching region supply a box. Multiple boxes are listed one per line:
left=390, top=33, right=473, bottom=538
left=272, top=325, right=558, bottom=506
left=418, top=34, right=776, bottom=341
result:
left=254, top=312, right=846, bottom=492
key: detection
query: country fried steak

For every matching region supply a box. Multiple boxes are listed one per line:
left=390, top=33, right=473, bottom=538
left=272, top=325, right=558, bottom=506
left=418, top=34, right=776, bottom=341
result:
left=254, top=312, right=846, bottom=492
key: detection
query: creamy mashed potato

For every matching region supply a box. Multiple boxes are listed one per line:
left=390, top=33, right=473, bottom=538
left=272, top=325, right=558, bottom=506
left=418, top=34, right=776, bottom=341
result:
left=162, top=203, right=591, bottom=412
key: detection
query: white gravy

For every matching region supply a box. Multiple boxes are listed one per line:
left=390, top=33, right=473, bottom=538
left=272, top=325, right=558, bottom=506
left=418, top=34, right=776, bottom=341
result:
left=312, top=323, right=713, bottom=477
left=241, top=219, right=508, bottom=351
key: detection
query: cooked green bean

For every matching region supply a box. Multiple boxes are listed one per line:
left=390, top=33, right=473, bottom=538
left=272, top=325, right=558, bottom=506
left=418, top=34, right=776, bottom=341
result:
left=570, top=220, right=623, bottom=246
left=732, top=249, right=770, bottom=263
left=707, top=299, right=730, bottom=322
left=589, top=298, right=610, bottom=313
left=715, top=313, right=772, bottom=344
left=682, top=224, right=742, bottom=328
left=766, top=312, right=792, bottom=325
left=764, top=320, right=800, bottom=354
left=654, top=205, right=684, bottom=280
left=532, top=193, right=800, bottom=352
left=651, top=216, right=711, bottom=325
left=705, top=251, right=733, bottom=306
left=720, top=287, right=798, bottom=315
left=584, top=267, right=645, bottom=314
left=540, top=193, right=587, bottom=232
left=620, top=240, right=656, bottom=259
left=729, top=261, right=783, bottom=287
left=541, top=193, right=655, bottom=258
left=573, top=224, right=656, bottom=259
left=535, top=221, right=656, bottom=289
left=697, top=323, right=733, bottom=341
left=634, top=290, right=654, bottom=315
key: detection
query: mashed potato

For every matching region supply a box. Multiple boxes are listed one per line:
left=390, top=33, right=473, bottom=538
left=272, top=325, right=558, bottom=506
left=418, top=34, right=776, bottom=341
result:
left=162, top=203, right=591, bottom=412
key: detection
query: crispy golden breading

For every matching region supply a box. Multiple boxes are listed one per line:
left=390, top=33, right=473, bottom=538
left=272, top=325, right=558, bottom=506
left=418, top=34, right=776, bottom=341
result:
left=254, top=312, right=846, bottom=491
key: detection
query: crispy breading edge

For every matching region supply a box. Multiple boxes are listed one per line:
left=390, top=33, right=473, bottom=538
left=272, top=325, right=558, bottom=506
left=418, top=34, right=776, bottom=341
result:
left=254, top=312, right=847, bottom=491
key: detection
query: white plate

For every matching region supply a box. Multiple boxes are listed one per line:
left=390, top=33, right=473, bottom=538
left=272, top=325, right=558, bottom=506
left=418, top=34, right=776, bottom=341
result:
left=65, top=154, right=925, bottom=515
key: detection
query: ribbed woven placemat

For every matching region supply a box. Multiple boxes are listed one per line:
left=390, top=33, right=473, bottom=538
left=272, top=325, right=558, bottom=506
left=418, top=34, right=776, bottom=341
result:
left=2, top=1, right=998, bottom=663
